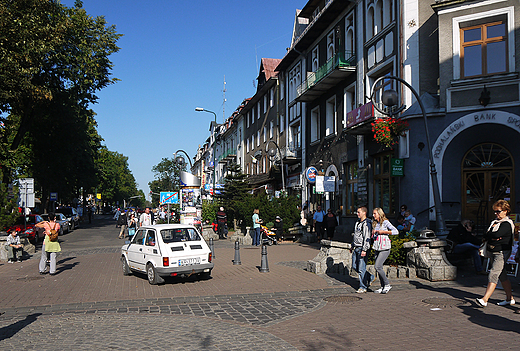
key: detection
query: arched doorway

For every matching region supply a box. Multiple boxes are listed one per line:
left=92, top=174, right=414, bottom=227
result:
left=462, top=143, right=514, bottom=225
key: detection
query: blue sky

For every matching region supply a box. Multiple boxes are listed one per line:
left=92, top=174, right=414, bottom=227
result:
left=62, top=0, right=303, bottom=199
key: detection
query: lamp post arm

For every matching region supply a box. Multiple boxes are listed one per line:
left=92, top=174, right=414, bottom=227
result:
left=370, top=75, right=446, bottom=235
left=196, top=108, right=218, bottom=202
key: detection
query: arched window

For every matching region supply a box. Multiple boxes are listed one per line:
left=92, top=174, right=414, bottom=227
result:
left=383, top=0, right=393, bottom=27
left=367, top=7, right=374, bottom=39
left=375, top=1, right=383, bottom=35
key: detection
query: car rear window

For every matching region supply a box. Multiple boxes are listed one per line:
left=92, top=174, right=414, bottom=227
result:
left=161, top=228, right=201, bottom=243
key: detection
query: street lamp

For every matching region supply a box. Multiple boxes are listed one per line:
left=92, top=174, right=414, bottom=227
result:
left=266, top=140, right=286, bottom=194
left=124, top=195, right=143, bottom=209
left=195, top=107, right=217, bottom=202
left=173, top=150, right=193, bottom=170
left=370, top=76, right=446, bottom=235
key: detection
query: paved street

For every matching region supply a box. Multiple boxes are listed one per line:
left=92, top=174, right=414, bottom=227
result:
left=1, top=216, right=519, bottom=350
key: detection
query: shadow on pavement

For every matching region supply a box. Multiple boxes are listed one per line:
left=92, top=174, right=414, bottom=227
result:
left=0, top=313, right=42, bottom=341
left=300, top=326, right=355, bottom=351
left=410, top=280, right=520, bottom=334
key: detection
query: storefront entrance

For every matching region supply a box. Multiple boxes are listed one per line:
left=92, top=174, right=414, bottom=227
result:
left=462, top=143, right=514, bottom=225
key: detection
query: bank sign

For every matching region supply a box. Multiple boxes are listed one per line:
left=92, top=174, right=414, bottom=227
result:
left=391, top=158, right=404, bottom=177
left=305, top=167, right=318, bottom=183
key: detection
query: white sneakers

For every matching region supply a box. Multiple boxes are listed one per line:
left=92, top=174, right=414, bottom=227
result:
left=497, top=299, right=515, bottom=306
left=356, top=288, right=367, bottom=293
left=476, top=298, right=487, bottom=307
left=374, top=285, right=392, bottom=294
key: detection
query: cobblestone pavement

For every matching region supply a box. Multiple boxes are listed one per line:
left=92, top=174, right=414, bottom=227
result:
left=1, top=216, right=520, bottom=350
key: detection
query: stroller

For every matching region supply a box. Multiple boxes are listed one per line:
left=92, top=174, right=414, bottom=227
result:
left=261, top=225, right=278, bottom=245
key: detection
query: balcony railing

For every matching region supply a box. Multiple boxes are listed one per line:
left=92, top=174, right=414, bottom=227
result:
left=297, top=51, right=355, bottom=97
left=282, top=145, right=302, bottom=159
left=218, top=148, right=236, bottom=163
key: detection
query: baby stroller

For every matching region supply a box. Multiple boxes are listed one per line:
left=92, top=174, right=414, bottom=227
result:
left=261, top=225, right=277, bottom=245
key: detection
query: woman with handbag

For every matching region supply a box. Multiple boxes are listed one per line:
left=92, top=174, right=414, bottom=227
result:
left=127, top=213, right=137, bottom=238
left=372, top=208, right=398, bottom=294
left=35, top=213, right=61, bottom=275
left=476, top=200, right=515, bottom=308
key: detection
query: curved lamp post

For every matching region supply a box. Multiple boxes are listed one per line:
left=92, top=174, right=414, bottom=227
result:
left=369, top=75, right=446, bottom=235
left=173, top=149, right=193, bottom=170
left=195, top=107, right=217, bottom=202
left=266, top=140, right=286, bottom=194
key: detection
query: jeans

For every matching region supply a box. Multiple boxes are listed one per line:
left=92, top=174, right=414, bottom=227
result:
left=352, top=247, right=373, bottom=289
left=253, top=227, right=261, bottom=246
left=452, top=242, right=483, bottom=272
left=7, top=246, right=23, bottom=260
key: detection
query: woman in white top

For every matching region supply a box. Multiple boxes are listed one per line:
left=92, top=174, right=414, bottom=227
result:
left=372, top=207, right=398, bottom=294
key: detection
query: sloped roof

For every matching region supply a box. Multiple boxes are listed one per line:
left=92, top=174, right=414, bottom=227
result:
left=261, top=58, right=282, bottom=81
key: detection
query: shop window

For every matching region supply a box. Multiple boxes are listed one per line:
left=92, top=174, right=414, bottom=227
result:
left=461, top=20, right=507, bottom=78
left=346, top=162, right=358, bottom=215
left=373, top=153, right=396, bottom=215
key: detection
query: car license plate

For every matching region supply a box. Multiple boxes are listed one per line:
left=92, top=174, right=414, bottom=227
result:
left=178, top=257, right=200, bottom=266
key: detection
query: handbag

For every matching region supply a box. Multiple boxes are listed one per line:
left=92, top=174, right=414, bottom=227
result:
left=372, top=234, right=391, bottom=251
left=479, top=241, right=492, bottom=258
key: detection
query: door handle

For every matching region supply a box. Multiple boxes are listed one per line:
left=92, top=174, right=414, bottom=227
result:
left=139, top=248, right=142, bottom=252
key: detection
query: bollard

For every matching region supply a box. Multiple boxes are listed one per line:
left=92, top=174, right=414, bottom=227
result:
left=233, top=240, right=241, bottom=265
left=209, top=238, right=215, bottom=259
left=259, top=243, right=269, bottom=273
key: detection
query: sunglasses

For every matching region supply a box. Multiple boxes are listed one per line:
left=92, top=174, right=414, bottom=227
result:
left=494, top=210, right=503, bottom=214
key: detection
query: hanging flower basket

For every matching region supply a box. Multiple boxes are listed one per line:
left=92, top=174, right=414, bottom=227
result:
left=371, top=117, right=409, bottom=148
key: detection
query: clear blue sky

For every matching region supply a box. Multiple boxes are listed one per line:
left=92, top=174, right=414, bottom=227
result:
left=62, top=0, right=303, bottom=200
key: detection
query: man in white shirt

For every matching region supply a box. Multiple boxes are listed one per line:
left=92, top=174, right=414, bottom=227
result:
left=139, top=207, right=153, bottom=227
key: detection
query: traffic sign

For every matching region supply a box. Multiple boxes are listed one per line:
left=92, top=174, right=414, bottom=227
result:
left=50, top=192, right=58, bottom=201
left=160, top=191, right=179, bottom=204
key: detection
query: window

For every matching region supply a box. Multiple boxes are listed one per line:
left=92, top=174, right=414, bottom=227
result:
left=270, top=121, right=274, bottom=139
left=246, top=137, right=249, bottom=153
left=461, top=20, right=507, bottom=78
left=264, top=95, right=267, bottom=113
left=375, top=0, right=383, bottom=35
left=345, top=15, right=355, bottom=59
left=327, top=31, right=335, bottom=60
left=373, top=153, right=396, bottom=215
left=257, top=102, right=261, bottom=120
left=367, top=6, right=374, bottom=39
left=280, top=114, right=285, bottom=133
left=344, top=86, right=356, bottom=128
left=310, top=107, right=320, bottom=142
left=289, top=63, right=301, bottom=104
left=326, top=97, right=336, bottom=136
left=345, top=162, right=358, bottom=215
left=270, top=88, right=274, bottom=107
left=312, top=46, right=319, bottom=72
left=289, top=123, right=301, bottom=150
left=263, top=126, right=267, bottom=143
left=257, top=130, right=260, bottom=147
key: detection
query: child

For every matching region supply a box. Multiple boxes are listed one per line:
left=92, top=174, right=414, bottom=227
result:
left=6, top=229, right=23, bottom=263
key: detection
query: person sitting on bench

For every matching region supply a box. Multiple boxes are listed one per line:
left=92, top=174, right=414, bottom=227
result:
left=447, top=219, right=486, bottom=275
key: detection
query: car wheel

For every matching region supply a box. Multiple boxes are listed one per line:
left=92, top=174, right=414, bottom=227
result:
left=70, top=221, right=75, bottom=231
left=146, top=263, right=164, bottom=285
left=122, top=257, right=131, bottom=276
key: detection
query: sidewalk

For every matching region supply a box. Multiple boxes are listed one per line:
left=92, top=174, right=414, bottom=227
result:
left=1, top=220, right=519, bottom=350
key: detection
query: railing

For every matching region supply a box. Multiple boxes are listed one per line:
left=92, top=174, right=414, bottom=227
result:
left=297, top=51, right=355, bottom=96
left=282, top=145, right=302, bottom=159
left=218, top=148, right=236, bottom=162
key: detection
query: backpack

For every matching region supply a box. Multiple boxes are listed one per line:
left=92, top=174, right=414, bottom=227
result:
left=49, top=223, right=59, bottom=242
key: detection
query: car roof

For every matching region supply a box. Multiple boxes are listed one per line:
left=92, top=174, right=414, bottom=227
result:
left=138, top=224, right=197, bottom=230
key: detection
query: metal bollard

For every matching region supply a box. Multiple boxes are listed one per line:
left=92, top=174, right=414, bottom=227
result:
left=209, top=238, right=215, bottom=259
left=233, top=240, right=241, bottom=265
left=259, top=243, right=269, bottom=273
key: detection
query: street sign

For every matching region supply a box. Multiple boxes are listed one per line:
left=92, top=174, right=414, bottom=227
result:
left=305, top=167, right=318, bottom=183
left=50, top=192, right=58, bottom=201
left=323, top=176, right=335, bottom=192
left=391, top=158, right=404, bottom=177
left=160, top=191, right=179, bottom=204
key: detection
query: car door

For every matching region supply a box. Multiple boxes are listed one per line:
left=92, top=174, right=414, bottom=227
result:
left=126, top=229, right=146, bottom=272
left=143, top=229, right=161, bottom=266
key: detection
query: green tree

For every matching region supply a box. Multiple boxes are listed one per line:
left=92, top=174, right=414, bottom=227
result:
left=0, top=0, right=121, bottom=184
left=215, top=163, right=250, bottom=227
left=96, top=147, right=138, bottom=205
left=148, top=157, right=184, bottom=205
left=0, top=182, right=18, bottom=229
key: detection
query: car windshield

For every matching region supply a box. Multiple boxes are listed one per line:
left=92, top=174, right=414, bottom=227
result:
left=14, top=216, right=37, bottom=225
left=161, top=228, right=201, bottom=243
left=57, top=208, right=73, bottom=216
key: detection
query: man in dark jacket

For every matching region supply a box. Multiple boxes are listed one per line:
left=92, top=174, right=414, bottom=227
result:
left=216, top=207, right=227, bottom=239
left=447, top=219, right=485, bottom=274
left=118, top=210, right=127, bottom=239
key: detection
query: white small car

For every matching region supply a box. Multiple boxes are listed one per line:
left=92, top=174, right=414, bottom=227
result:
left=121, top=224, right=214, bottom=285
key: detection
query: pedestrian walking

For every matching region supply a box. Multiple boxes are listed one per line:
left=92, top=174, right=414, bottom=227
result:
left=139, top=207, right=153, bottom=227
left=118, top=210, right=127, bottom=239
left=313, top=205, right=326, bottom=240
left=476, top=200, right=515, bottom=308
left=35, top=213, right=61, bottom=275
left=216, top=207, right=228, bottom=239
left=325, top=208, right=338, bottom=240
left=371, top=208, right=398, bottom=294
left=252, top=208, right=262, bottom=246
left=128, top=213, right=137, bottom=238
left=351, top=206, right=373, bottom=293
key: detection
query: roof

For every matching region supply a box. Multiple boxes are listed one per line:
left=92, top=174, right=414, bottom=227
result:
left=261, top=58, right=282, bottom=81
left=400, top=93, right=446, bottom=118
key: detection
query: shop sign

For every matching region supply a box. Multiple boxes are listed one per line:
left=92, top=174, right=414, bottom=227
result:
left=346, top=102, right=374, bottom=129
left=305, top=166, right=318, bottom=183
left=316, top=176, right=324, bottom=193
left=323, top=176, right=335, bottom=192
left=391, top=158, right=404, bottom=177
